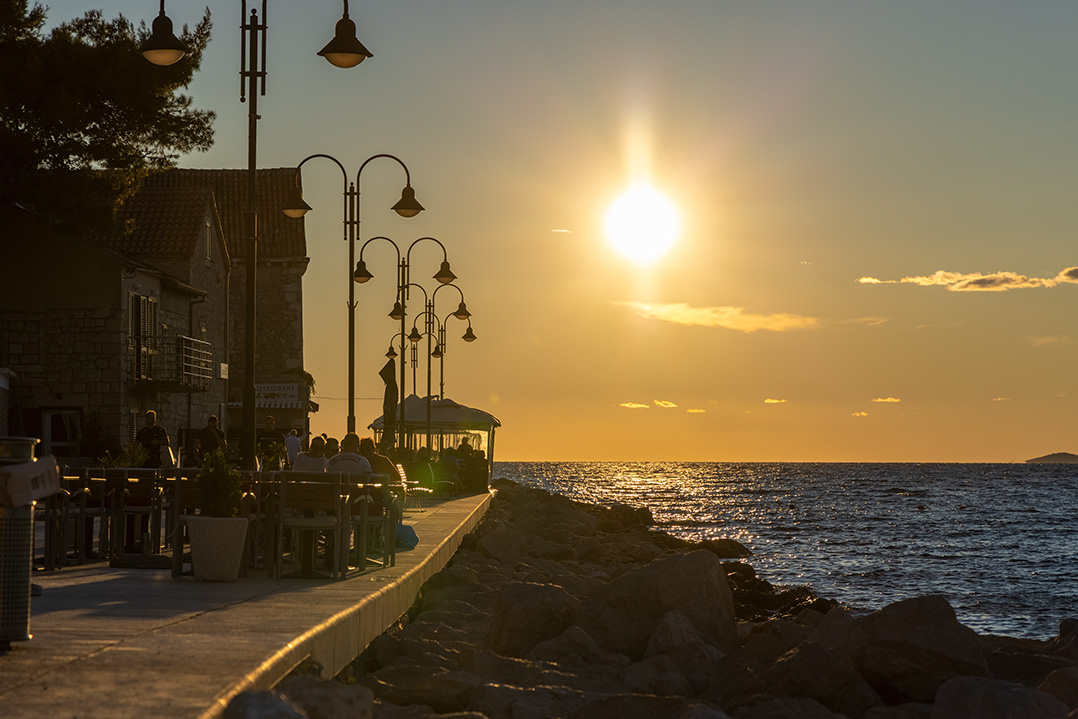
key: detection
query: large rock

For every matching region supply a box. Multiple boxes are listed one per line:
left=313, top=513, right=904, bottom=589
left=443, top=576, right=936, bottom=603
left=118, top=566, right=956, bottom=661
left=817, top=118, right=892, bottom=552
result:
left=275, top=676, right=374, bottom=719
left=575, top=550, right=738, bottom=659
left=485, top=581, right=579, bottom=657
left=1038, top=667, right=1078, bottom=711
left=732, top=696, right=846, bottom=718
left=222, top=691, right=307, bottom=719
left=528, top=624, right=632, bottom=668
left=644, top=610, right=726, bottom=693
left=931, top=676, right=1069, bottom=719
left=1046, top=618, right=1078, bottom=659
left=475, top=524, right=527, bottom=562
left=753, top=641, right=883, bottom=716
left=846, top=595, right=990, bottom=703
left=624, top=654, right=694, bottom=696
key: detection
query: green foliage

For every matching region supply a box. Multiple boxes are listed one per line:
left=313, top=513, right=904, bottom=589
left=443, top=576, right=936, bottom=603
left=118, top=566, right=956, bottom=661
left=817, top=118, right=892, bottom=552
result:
left=284, top=367, right=316, bottom=393
left=197, top=449, right=242, bottom=518
left=0, top=1, right=215, bottom=235
left=97, top=443, right=148, bottom=469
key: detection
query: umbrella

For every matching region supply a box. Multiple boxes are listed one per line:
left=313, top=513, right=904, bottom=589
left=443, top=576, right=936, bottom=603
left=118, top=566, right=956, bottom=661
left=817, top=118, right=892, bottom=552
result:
left=378, top=358, right=398, bottom=446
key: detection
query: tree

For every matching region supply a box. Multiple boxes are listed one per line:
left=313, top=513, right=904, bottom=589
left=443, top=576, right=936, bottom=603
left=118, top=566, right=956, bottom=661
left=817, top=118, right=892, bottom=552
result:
left=0, top=1, right=215, bottom=235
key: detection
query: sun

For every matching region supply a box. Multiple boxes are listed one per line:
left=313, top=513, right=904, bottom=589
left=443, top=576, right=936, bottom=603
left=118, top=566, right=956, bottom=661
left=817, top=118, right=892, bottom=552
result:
left=604, top=183, right=681, bottom=265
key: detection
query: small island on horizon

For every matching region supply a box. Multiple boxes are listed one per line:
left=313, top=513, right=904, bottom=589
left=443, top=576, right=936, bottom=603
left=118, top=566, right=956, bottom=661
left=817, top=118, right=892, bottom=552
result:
left=1026, top=451, right=1078, bottom=464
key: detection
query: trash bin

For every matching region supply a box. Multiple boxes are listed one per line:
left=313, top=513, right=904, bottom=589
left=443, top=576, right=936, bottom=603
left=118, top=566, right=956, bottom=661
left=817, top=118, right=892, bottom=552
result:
left=0, top=436, right=44, bottom=649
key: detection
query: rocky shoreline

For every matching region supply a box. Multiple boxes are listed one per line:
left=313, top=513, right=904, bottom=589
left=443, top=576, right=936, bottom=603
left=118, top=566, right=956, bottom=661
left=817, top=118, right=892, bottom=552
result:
left=227, top=478, right=1078, bottom=719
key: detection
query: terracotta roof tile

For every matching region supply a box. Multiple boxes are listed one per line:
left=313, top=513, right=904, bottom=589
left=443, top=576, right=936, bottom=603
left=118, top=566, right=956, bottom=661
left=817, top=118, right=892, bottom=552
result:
left=143, top=168, right=306, bottom=260
left=104, top=187, right=214, bottom=257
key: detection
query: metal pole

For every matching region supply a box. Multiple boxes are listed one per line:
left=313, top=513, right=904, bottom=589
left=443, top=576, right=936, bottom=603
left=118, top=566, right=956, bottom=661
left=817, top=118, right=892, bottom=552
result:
left=398, top=260, right=407, bottom=451
left=241, top=5, right=262, bottom=471
left=346, top=181, right=357, bottom=433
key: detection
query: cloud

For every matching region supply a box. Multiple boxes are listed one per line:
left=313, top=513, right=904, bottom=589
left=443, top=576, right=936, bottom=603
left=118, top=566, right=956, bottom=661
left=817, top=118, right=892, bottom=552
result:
left=1032, top=335, right=1073, bottom=347
left=615, top=302, right=820, bottom=333
left=619, top=402, right=649, bottom=409
left=764, top=398, right=788, bottom=404
left=551, top=228, right=572, bottom=233
left=852, top=411, right=868, bottom=417
left=871, top=397, right=901, bottom=403
left=654, top=400, right=678, bottom=408
left=687, top=408, right=706, bottom=413
left=859, top=266, right=1078, bottom=292
left=991, top=397, right=1009, bottom=402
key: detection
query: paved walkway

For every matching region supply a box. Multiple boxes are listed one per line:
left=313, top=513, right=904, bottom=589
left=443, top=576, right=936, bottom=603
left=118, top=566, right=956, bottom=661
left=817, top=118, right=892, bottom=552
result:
left=0, top=492, right=490, bottom=719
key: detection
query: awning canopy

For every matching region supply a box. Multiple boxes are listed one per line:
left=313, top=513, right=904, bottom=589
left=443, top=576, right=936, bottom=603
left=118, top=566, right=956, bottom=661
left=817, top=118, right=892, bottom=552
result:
left=368, top=394, right=501, bottom=432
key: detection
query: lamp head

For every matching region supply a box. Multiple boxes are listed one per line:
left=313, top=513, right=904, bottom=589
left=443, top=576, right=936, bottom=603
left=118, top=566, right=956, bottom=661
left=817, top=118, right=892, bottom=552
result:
left=282, top=185, right=312, bottom=218
left=385, top=344, right=397, bottom=359
left=391, top=185, right=424, bottom=218
left=462, top=326, right=477, bottom=342
left=318, top=15, right=372, bottom=68
left=434, top=260, right=456, bottom=284
left=407, top=327, right=423, bottom=343
left=141, top=10, right=188, bottom=66
left=353, top=260, right=373, bottom=284
left=452, top=301, right=471, bottom=320
left=431, top=344, right=443, bottom=359
left=388, top=301, right=405, bottom=320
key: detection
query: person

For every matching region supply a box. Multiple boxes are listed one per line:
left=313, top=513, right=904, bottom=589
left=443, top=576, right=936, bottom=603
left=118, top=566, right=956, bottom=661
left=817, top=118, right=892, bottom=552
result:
left=194, top=415, right=226, bottom=465
left=323, top=437, right=340, bottom=459
left=325, top=433, right=372, bottom=475
left=292, top=435, right=327, bottom=471
left=134, top=409, right=169, bottom=468
left=284, top=429, right=302, bottom=468
left=359, top=436, right=398, bottom=478
left=257, top=415, right=287, bottom=470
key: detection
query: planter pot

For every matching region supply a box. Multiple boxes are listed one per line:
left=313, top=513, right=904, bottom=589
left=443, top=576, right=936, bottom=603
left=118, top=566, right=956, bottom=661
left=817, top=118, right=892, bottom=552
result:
left=186, top=515, right=249, bottom=581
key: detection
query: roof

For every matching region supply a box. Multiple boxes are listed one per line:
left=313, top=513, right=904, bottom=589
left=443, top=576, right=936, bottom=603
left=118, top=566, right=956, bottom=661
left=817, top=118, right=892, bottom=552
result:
left=367, top=394, right=502, bottom=432
left=103, top=187, right=222, bottom=259
left=143, top=168, right=306, bottom=260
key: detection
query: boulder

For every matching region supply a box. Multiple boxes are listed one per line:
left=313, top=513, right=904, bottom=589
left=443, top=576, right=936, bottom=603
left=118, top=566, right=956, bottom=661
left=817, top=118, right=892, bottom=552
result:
left=575, top=550, right=739, bottom=659
left=527, top=624, right=632, bottom=668
left=862, top=704, right=933, bottom=719
left=732, top=696, right=846, bottom=718
left=698, top=538, right=752, bottom=558
left=275, top=676, right=375, bottom=719
left=645, top=609, right=727, bottom=691
left=624, top=654, right=694, bottom=696
left=361, top=665, right=483, bottom=713
left=1046, top=618, right=1078, bottom=659
left=1038, top=667, right=1078, bottom=711
left=751, top=641, right=883, bottom=717
left=846, top=595, right=990, bottom=703
left=222, top=691, right=307, bottom=719
left=932, top=675, right=1070, bottom=719
left=485, top=581, right=579, bottom=657
left=570, top=694, right=717, bottom=719
left=475, top=524, right=527, bottom=562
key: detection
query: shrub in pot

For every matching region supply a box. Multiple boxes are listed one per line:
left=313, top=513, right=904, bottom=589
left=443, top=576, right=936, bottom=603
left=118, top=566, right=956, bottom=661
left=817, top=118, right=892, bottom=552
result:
left=187, top=449, right=248, bottom=580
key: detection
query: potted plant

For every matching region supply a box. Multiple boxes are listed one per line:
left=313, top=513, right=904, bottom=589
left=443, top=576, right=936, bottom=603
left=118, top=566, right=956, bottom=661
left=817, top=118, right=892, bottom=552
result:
left=186, top=449, right=248, bottom=581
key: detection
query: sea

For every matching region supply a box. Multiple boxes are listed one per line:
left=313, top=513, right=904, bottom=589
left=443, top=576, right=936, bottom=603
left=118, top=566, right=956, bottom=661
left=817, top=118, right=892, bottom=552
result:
left=491, top=461, right=1078, bottom=641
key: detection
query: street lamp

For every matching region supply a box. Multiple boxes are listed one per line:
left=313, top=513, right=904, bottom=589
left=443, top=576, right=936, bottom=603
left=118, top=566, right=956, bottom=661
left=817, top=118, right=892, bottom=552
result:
left=354, top=237, right=456, bottom=451
left=143, top=1, right=373, bottom=470
left=429, top=283, right=477, bottom=400
left=281, top=154, right=423, bottom=434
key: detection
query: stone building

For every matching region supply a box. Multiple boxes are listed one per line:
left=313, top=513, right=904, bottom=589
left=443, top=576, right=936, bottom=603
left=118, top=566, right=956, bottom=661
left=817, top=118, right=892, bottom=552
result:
left=0, top=196, right=230, bottom=461
left=143, top=168, right=315, bottom=443
left=0, top=166, right=314, bottom=462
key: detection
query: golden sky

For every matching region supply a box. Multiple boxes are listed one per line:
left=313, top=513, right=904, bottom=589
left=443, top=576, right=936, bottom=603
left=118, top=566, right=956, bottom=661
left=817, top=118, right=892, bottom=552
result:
left=72, top=1, right=1078, bottom=461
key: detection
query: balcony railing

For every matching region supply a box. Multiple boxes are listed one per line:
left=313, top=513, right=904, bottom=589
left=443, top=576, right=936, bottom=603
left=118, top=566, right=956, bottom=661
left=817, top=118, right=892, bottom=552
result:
left=131, top=335, right=214, bottom=392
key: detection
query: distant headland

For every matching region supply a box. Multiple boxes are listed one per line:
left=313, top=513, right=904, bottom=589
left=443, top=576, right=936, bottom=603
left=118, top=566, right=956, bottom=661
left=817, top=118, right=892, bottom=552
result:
left=1026, top=452, right=1078, bottom=464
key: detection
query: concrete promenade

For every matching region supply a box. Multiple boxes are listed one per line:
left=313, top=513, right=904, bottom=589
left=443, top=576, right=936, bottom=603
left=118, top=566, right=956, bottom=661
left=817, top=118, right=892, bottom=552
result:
left=0, top=492, right=491, bottom=719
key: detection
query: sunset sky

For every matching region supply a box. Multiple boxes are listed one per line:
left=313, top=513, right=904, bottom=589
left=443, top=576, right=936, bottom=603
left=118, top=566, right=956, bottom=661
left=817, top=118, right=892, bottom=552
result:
left=57, top=1, right=1077, bottom=461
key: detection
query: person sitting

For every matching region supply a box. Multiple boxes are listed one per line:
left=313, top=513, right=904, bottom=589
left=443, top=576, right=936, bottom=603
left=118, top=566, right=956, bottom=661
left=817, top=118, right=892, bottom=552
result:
left=291, top=435, right=327, bottom=471
left=359, top=437, right=398, bottom=479
left=323, top=437, right=340, bottom=459
left=325, top=433, right=372, bottom=475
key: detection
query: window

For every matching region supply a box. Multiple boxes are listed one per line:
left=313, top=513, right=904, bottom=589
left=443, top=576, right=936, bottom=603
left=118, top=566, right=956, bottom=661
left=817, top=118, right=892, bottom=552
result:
left=129, top=293, right=159, bottom=379
left=204, top=219, right=212, bottom=261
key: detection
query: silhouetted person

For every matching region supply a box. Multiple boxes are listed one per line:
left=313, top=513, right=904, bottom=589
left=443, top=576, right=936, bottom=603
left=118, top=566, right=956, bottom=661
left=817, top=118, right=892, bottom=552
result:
left=284, top=428, right=302, bottom=468
left=359, top=437, right=397, bottom=479
left=325, top=433, right=371, bottom=475
left=324, top=437, right=340, bottom=459
left=257, top=415, right=287, bottom=470
left=195, top=414, right=226, bottom=466
left=292, top=435, right=327, bottom=471
left=135, top=410, right=169, bottom=468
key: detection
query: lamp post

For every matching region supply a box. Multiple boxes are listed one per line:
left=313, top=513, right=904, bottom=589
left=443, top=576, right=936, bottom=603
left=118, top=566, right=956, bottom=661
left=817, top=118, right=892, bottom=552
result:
left=409, top=285, right=474, bottom=448
left=281, top=154, right=423, bottom=434
left=354, top=237, right=456, bottom=451
left=142, top=0, right=373, bottom=470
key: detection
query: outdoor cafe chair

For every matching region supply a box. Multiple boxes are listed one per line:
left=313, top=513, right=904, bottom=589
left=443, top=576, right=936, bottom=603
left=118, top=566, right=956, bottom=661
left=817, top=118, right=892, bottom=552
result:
left=272, top=472, right=348, bottom=579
